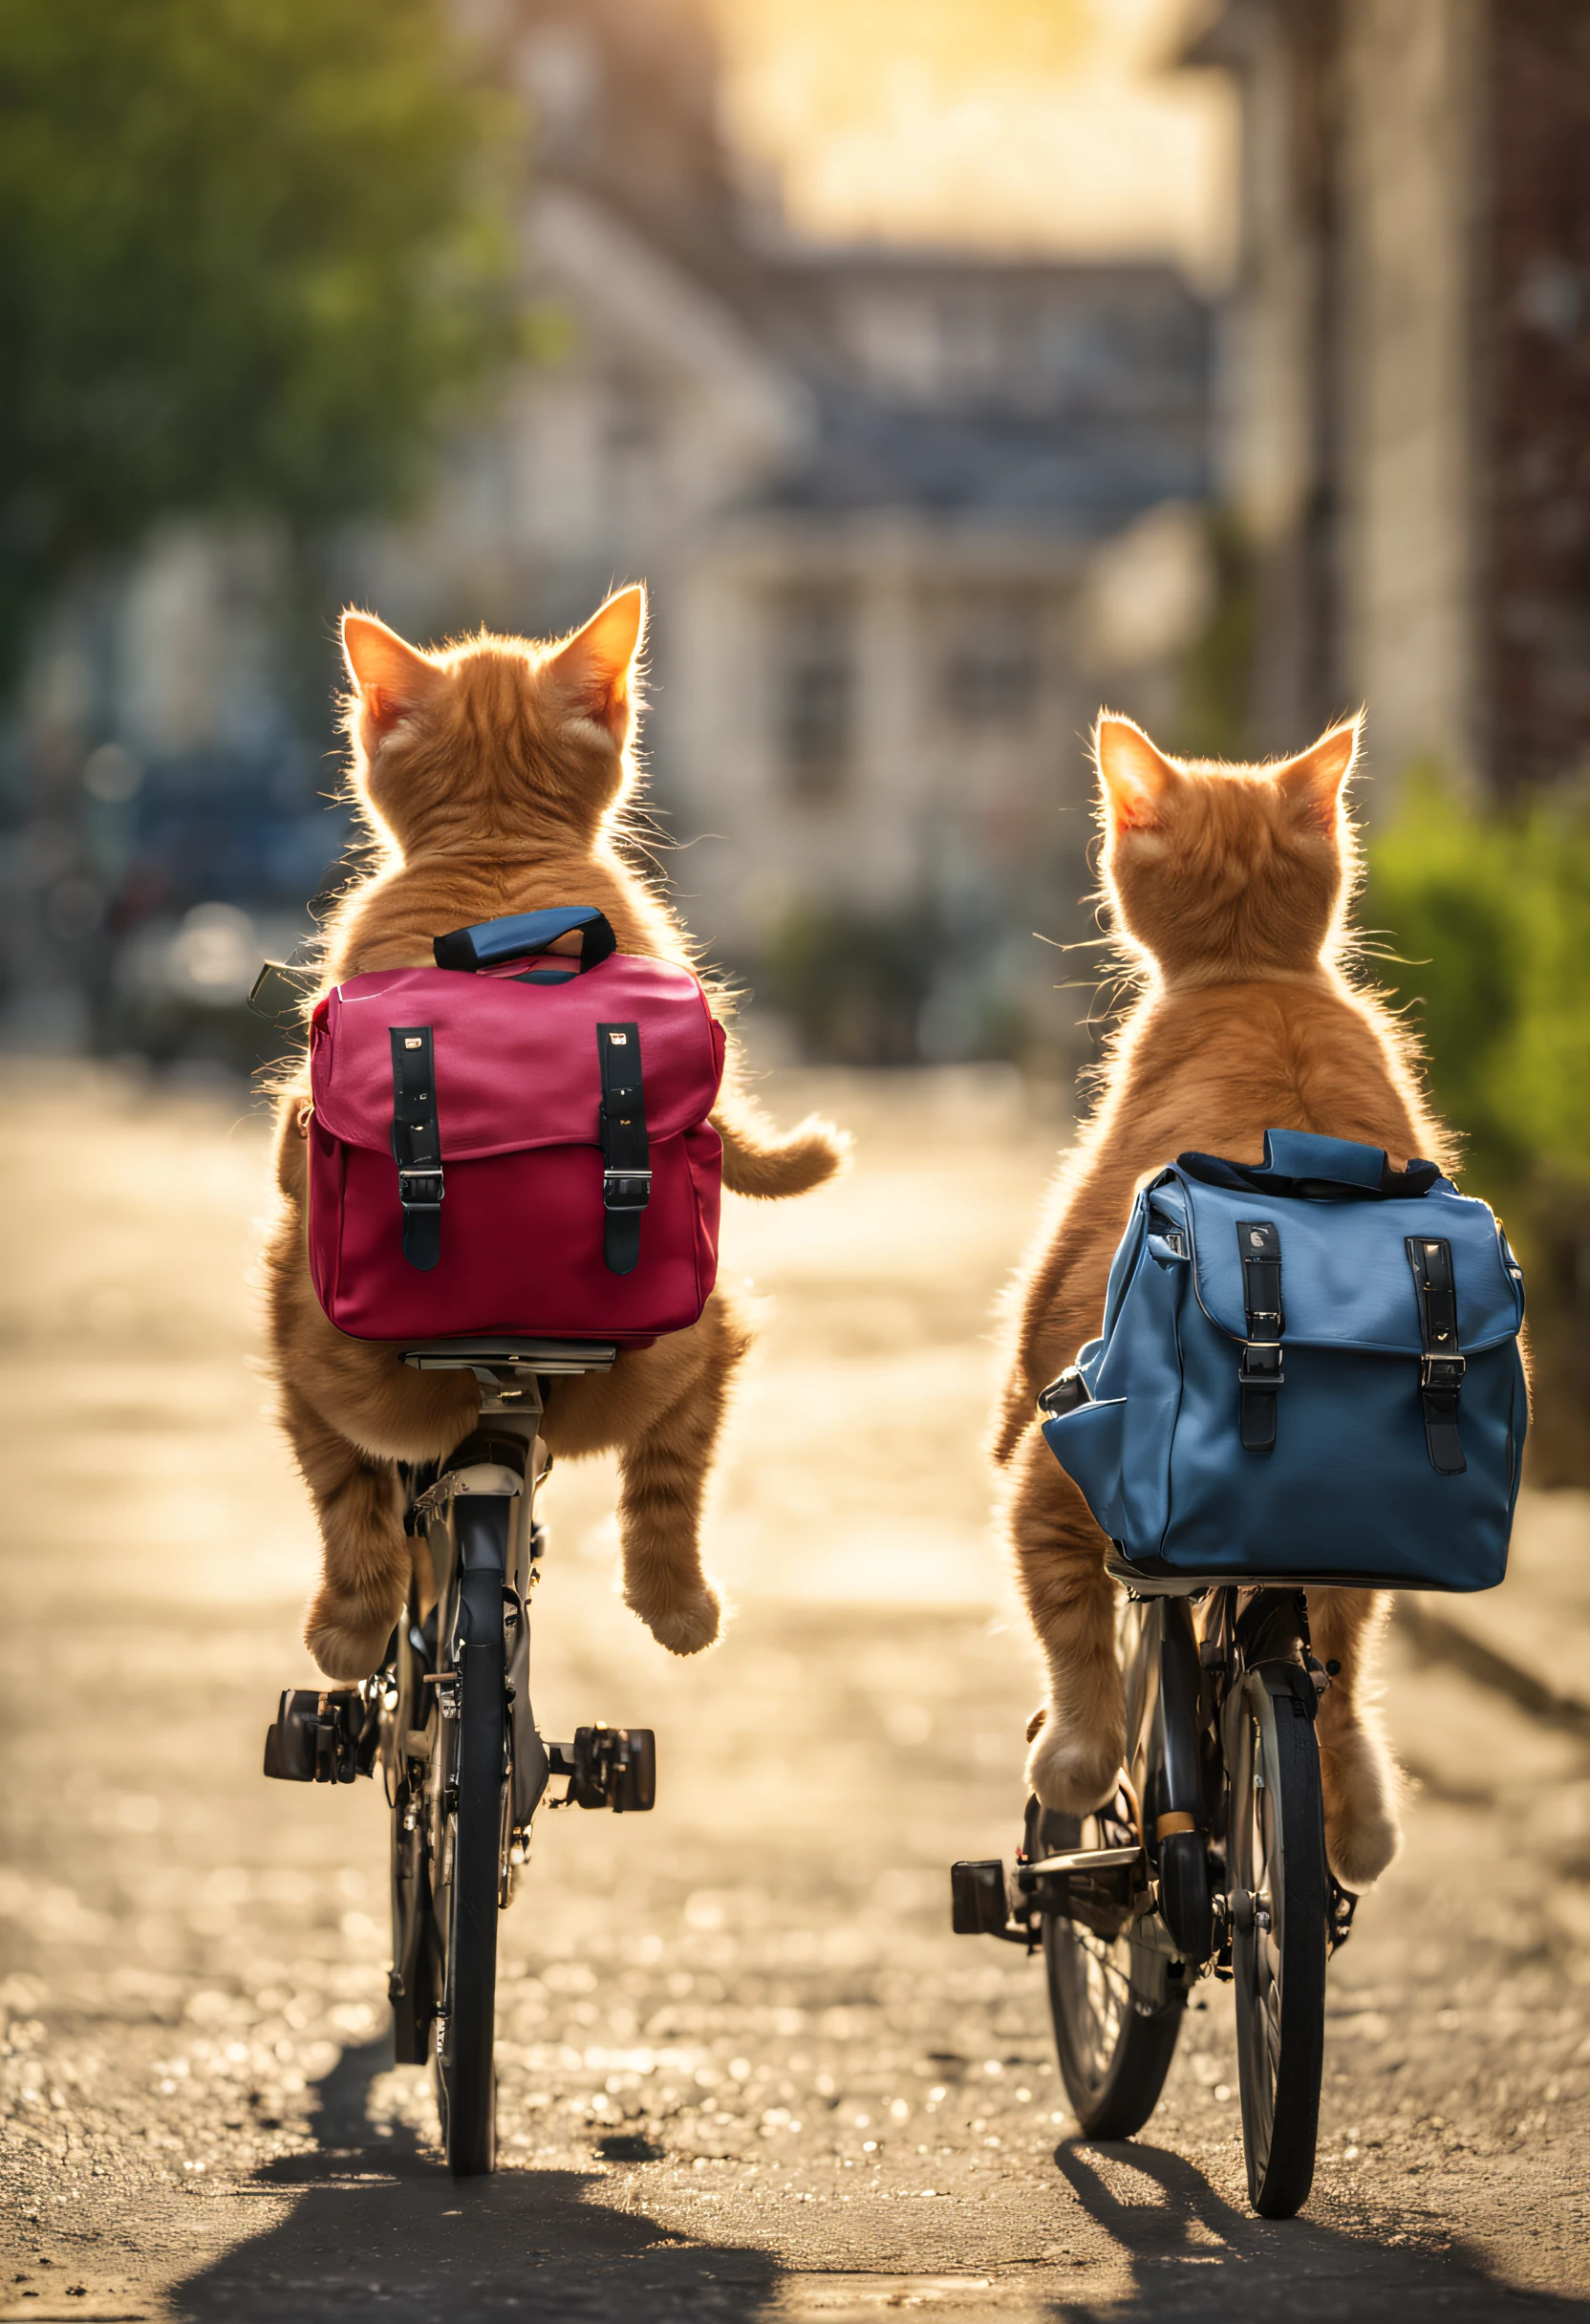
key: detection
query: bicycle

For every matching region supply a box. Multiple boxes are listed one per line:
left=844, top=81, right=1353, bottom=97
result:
left=953, top=1564, right=1345, bottom=2218
left=263, top=1337, right=654, bottom=2177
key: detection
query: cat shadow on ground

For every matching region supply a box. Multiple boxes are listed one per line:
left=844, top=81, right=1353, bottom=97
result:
left=1046, top=2137, right=1590, bottom=2324
left=168, top=2036, right=784, bottom=2324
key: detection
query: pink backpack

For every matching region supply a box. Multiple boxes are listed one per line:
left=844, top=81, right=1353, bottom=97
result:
left=305, top=909, right=724, bottom=1343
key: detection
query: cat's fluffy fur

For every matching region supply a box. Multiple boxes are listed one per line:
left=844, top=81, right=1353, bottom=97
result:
left=264, top=586, right=845, bottom=1682
left=995, top=711, right=1447, bottom=1893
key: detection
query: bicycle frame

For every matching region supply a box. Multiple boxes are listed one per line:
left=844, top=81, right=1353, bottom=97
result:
left=267, top=1336, right=656, bottom=2175
left=1122, top=1582, right=1319, bottom=1969
left=953, top=1582, right=1316, bottom=1954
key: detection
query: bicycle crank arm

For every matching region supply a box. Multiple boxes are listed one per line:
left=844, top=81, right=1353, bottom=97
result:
left=1021, top=1843, right=1150, bottom=1939
left=1021, top=1844, right=1144, bottom=1879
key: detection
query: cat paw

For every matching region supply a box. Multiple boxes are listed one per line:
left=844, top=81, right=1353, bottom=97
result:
left=305, top=1591, right=397, bottom=1684
left=1025, top=1706, right=1123, bottom=1817
left=634, top=1582, right=722, bottom=1657
left=1321, top=1724, right=1404, bottom=1889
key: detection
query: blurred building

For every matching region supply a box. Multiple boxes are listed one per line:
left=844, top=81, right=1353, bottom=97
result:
left=345, top=0, right=1213, bottom=1066
left=1190, top=0, right=1590, bottom=797
left=6, top=0, right=1215, bottom=1069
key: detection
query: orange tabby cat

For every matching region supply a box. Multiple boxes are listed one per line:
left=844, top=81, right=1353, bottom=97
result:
left=994, top=711, right=1452, bottom=1892
left=263, top=585, right=845, bottom=1682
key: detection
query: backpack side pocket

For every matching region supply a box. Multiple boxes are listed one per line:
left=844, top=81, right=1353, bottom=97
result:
left=1041, top=1395, right=1129, bottom=1544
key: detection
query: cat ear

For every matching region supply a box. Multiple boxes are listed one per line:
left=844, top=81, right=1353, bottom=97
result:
left=1095, top=715, right=1181, bottom=831
left=341, top=612, right=444, bottom=742
left=1275, top=718, right=1361, bottom=830
left=545, top=585, right=647, bottom=744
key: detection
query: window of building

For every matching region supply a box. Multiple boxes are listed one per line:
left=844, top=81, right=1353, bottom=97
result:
left=941, top=598, right=1041, bottom=728
left=777, top=591, right=855, bottom=799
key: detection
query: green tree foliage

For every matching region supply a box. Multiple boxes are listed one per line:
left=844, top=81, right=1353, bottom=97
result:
left=1366, top=775, right=1590, bottom=1479
left=0, top=0, right=514, bottom=643
left=1366, top=773, right=1590, bottom=1195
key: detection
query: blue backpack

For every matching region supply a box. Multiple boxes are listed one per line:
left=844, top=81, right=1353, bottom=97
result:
left=1040, top=1130, right=1527, bottom=1591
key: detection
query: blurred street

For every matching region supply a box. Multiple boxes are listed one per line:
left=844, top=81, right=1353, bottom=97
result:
left=2, top=1066, right=1588, bottom=2322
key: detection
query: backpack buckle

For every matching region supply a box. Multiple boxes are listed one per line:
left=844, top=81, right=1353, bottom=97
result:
left=1419, top=1352, right=1465, bottom=1389
left=602, top=1168, right=652, bottom=1213
left=1238, top=1340, right=1283, bottom=1388
left=398, top=1168, right=444, bottom=1210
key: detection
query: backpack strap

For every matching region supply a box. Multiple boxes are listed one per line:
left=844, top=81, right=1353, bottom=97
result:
left=1235, top=1219, right=1283, bottom=1452
left=597, top=1022, right=650, bottom=1275
left=389, top=1026, right=443, bottom=1271
left=1407, top=1236, right=1467, bottom=1474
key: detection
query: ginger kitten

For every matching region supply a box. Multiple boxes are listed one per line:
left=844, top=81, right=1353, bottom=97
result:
left=995, top=711, right=1448, bottom=1893
left=264, top=585, right=845, bottom=1682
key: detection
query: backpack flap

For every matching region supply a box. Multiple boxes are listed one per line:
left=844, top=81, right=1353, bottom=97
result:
left=312, top=957, right=724, bottom=1163
left=1174, top=1169, right=1522, bottom=1358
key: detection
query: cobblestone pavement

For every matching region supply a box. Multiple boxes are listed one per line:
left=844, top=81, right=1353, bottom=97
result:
left=2, top=1066, right=1587, bottom=2322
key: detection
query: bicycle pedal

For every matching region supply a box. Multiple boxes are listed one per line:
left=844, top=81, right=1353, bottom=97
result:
left=951, top=1861, right=1032, bottom=1946
left=263, top=1687, right=377, bottom=1785
left=547, top=1724, right=655, bottom=1811
left=950, top=1859, right=1010, bottom=1937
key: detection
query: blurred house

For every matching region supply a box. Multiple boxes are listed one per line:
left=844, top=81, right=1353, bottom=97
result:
left=1190, top=0, right=1590, bottom=797
left=8, top=0, right=1215, bottom=1068
left=344, top=0, right=1213, bottom=1066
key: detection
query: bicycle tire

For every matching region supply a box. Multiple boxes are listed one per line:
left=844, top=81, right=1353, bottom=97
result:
left=1040, top=1807, right=1183, bottom=2141
left=433, top=1494, right=510, bottom=2178
left=1227, top=1666, right=1328, bottom=2218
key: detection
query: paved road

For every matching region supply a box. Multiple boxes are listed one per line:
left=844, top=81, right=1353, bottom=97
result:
left=2, top=1065, right=1587, bottom=2322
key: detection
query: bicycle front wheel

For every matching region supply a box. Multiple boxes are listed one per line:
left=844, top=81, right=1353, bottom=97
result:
left=432, top=1496, right=511, bottom=2177
left=1040, top=1803, right=1182, bottom=2141
left=1227, top=1667, right=1328, bottom=2217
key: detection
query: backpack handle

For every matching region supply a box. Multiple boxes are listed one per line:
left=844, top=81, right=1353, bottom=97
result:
left=433, top=906, right=617, bottom=976
left=1176, top=1129, right=1442, bottom=1200
left=1260, top=1130, right=1389, bottom=1189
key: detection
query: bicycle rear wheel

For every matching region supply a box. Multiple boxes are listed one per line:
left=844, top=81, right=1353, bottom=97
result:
left=431, top=1493, right=511, bottom=2177
left=388, top=1600, right=439, bottom=2068
left=1227, top=1666, right=1328, bottom=2217
left=1039, top=1802, right=1182, bottom=2140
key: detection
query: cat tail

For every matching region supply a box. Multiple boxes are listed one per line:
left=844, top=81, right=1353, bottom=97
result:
left=714, top=1099, right=849, bottom=1200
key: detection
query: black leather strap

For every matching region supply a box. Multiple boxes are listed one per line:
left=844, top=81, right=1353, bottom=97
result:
left=1407, top=1236, right=1466, bottom=1474
left=597, top=1022, right=649, bottom=1275
left=1236, top=1219, right=1283, bottom=1452
left=389, top=1026, right=443, bottom=1271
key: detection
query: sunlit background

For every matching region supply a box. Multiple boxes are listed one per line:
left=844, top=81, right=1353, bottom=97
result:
left=1, top=0, right=1587, bottom=1470
left=712, top=0, right=1235, bottom=273
left=2, top=11, right=1590, bottom=2293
